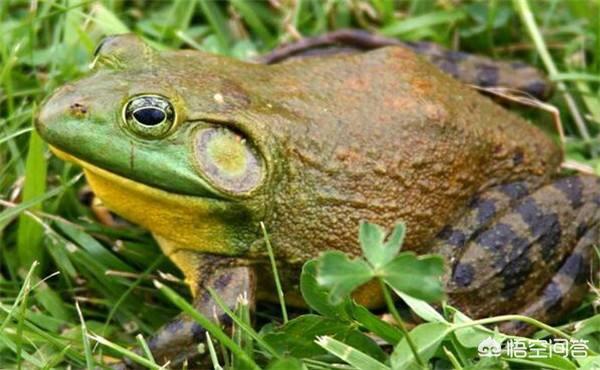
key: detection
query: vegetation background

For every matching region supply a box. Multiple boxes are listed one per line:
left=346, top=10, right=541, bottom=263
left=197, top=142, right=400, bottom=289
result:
left=1, top=0, right=600, bottom=369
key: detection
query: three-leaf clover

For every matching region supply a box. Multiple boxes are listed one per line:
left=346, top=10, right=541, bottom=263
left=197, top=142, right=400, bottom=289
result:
left=316, top=221, right=445, bottom=305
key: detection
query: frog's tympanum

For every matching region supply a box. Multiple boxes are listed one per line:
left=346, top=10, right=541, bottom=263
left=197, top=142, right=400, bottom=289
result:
left=37, top=30, right=598, bottom=366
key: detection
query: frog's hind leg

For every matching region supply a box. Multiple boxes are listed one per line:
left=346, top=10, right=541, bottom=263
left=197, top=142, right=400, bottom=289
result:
left=432, top=175, right=599, bottom=336
left=499, top=226, right=595, bottom=335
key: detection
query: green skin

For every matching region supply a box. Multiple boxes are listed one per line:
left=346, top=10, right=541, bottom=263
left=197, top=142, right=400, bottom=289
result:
left=37, top=33, right=599, bottom=366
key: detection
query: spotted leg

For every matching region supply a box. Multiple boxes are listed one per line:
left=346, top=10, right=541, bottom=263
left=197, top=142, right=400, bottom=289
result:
left=499, top=226, right=595, bottom=334
left=431, top=176, right=599, bottom=335
left=117, top=251, right=256, bottom=369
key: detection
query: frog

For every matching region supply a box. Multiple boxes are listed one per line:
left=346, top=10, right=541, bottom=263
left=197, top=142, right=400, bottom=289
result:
left=36, top=30, right=599, bottom=367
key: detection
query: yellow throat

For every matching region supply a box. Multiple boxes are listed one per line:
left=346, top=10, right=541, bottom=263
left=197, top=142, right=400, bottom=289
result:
left=50, top=147, right=235, bottom=254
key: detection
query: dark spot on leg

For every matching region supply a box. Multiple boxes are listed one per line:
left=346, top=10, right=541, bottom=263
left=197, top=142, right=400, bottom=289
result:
left=554, top=176, right=584, bottom=208
left=476, top=64, right=499, bottom=87
left=219, top=313, right=233, bottom=327
left=445, top=50, right=469, bottom=62
left=541, top=281, right=564, bottom=315
left=516, top=198, right=543, bottom=228
left=542, top=281, right=562, bottom=306
left=448, top=229, right=467, bottom=248
left=498, top=182, right=529, bottom=200
left=537, top=218, right=561, bottom=261
left=476, top=199, right=497, bottom=225
left=214, top=272, right=233, bottom=291
left=506, top=236, right=531, bottom=261
left=164, top=318, right=184, bottom=334
left=522, top=80, right=549, bottom=100
left=197, top=290, right=212, bottom=308
left=438, top=226, right=467, bottom=248
left=561, top=253, right=588, bottom=284
left=576, top=223, right=587, bottom=239
left=452, top=263, right=475, bottom=287
left=476, top=223, right=517, bottom=252
left=517, top=198, right=561, bottom=260
left=437, top=59, right=460, bottom=78
left=191, top=322, right=206, bottom=342
left=501, top=255, right=533, bottom=298
left=493, top=234, right=530, bottom=270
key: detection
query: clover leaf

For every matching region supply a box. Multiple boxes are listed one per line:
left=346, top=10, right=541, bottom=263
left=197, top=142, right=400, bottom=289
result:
left=316, top=221, right=444, bottom=305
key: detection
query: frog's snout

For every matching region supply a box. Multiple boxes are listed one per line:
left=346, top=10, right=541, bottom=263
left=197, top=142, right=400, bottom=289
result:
left=37, top=84, right=90, bottom=136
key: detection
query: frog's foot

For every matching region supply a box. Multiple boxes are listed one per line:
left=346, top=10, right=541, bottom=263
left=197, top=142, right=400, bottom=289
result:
left=117, top=253, right=256, bottom=369
left=259, top=29, right=553, bottom=100
left=498, top=227, right=594, bottom=335
left=432, top=175, right=599, bottom=335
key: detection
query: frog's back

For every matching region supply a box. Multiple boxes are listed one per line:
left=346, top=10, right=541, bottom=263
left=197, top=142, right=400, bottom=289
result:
left=255, top=47, right=562, bottom=258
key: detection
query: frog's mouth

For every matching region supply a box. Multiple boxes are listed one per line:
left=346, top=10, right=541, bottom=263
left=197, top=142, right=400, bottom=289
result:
left=50, top=146, right=219, bottom=206
left=51, top=145, right=235, bottom=235
left=50, top=146, right=254, bottom=255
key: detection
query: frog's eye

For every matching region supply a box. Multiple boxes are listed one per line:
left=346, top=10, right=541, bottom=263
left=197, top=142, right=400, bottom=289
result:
left=193, top=127, right=264, bottom=195
left=123, top=95, right=175, bottom=138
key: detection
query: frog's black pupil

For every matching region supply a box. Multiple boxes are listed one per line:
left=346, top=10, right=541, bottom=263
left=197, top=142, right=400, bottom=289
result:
left=133, top=108, right=165, bottom=126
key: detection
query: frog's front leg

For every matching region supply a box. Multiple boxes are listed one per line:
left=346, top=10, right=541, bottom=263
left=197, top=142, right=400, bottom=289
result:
left=121, top=243, right=256, bottom=369
left=432, top=176, right=599, bottom=335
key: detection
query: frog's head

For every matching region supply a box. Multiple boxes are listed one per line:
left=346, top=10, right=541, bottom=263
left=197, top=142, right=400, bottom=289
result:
left=37, top=34, right=276, bottom=255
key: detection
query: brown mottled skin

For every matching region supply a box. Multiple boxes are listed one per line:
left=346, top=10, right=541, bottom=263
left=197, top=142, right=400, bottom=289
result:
left=36, top=30, right=598, bottom=368
left=259, top=29, right=554, bottom=100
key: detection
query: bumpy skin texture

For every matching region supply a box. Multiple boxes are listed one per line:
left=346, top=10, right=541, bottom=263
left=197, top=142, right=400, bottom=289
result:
left=259, top=46, right=561, bottom=262
left=36, top=32, right=598, bottom=364
left=259, top=29, right=554, bottom=101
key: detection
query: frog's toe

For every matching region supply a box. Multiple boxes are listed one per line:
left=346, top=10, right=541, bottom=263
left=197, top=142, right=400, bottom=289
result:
left=147, top=316, right=212, bottom=367
left=114, top=316, right=216, bottom=369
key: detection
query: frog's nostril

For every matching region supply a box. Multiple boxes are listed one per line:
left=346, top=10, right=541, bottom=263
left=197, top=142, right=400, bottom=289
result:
left=37, top=84, right=81, bottom=128
left=69, top=102, right=88, bottom=116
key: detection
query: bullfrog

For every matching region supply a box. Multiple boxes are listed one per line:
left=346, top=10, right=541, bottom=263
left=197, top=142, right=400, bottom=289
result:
left=36, top=30, right=598, bottom=366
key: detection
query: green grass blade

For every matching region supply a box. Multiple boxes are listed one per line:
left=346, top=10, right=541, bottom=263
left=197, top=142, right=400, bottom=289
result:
left=513, top=0, right=591, bottom=143
left=136, top=333, right=155, bottom=363
left=205, top=332, right=224, bottom=370
left=88, top=2, right=130, bottom=34
left=261, top=222, right=288, bottom=323
left=55, top=221, right=133, bottom=272
left=380, top=9, right=466, bottom=37
left=207, top=286, right=281, bottom=359
left=75, top=301, right=94, bottom=369
left=197, top=0, right=231, bottom=52
left=315, top=336, right=390, bottom=370
left=17, top=129, right=48, bottom=269
left=0, top=174, right=82, bottom=232
left=230, top=0, right=273, bottom=45
left=89, top=333, right=163, bottom=369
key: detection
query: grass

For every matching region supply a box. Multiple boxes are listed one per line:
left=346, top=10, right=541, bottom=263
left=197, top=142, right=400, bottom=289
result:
left=1, top=0, right=600, bottom=369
